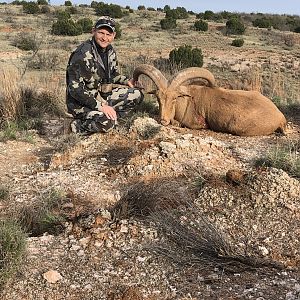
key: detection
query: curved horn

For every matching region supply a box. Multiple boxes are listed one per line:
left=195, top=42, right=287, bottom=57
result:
left=133, top=64, right=168, bottom=91
left=169, top=67, right=215, bottom=90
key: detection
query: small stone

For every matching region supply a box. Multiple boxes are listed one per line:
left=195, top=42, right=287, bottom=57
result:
left=43, top=270, right=62, bottom=284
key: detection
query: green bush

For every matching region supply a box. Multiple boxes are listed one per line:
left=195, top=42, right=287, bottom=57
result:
left=252, top=17, right=272, bottom=28
left=137, top=5, right=145, bottom=10
left=66, top=6, right=78, bottom=14
left=115, top=22, right=122, bottom=39
left=194, top=19, right=208, bottom=31
left=37, top=0, right=48, bottom=5
left=40, top=5, right=50, bottom=14
left=226, top=17, right=245, bottom=35
left=64, top=0, right=72, bottom=6
left=0, top=220, right=26, bottom=287
left=169, top=44, right=203, bottom=69
left=231, top=38, right=244, bottom=47
left=77, top=17, right=93, bottom=33
left=22, top=1, right=40, bottom=14
left=165, top=7, right=188, bottom=19
left=52, top=18, right=82, bottom=36
left=55, top=10, right=71, bottom=19
left=160, top=17, right=177, bottom=30
left=94, top=3, right=124, bottom=18
left=294, top=26, right=300, bottom=33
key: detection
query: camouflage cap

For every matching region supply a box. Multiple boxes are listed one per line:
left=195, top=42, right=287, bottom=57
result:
left=94, top=16, right=116, bottom=32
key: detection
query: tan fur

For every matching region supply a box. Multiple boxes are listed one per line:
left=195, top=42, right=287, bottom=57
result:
left=164, top=86, right=287, bottom=136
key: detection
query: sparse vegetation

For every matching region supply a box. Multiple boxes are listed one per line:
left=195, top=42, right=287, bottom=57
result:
left=17, top=188, right=68, bottom=236
left=0, top=183, right=9, bottom=201
left=255, top=140, right=300, bottom=178
left=0, top=219, right=27, bottom=287
left=11, top=32, right=40, bottom=51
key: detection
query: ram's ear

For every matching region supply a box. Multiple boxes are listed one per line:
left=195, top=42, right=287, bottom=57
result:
left=177, top=86, right=192, bottom=97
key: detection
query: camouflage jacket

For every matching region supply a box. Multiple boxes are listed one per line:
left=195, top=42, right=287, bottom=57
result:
left=66, top=37, right=129, bottom=114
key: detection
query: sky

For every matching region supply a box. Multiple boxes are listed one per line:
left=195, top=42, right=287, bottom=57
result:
left=45, top=0, right=300, bottom=16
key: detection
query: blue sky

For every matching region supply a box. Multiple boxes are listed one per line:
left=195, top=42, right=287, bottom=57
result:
left=46, top=0, right=300, bottom=15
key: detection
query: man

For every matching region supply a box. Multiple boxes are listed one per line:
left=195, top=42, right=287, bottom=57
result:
left=66, top=16, right=143, bottom=134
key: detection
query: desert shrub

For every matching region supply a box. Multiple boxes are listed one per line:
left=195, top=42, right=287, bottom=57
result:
left=226, top=17, right=245, bottom=35
left=11, top=32, right=39, bottom=51
left=169, top=44, right=203, bottom=69
left=27, top=50, right=62, bottom=70
left=252, top=17, right=272, bottom=29
left=295, top=26, right=300, bottom=33
left=40, top=5, right=50, bottom=14
left=0, top=220, right=27, bottom=287
left=64, top=0, right=72, bottom=6
left=160, top=17, right=177, bottom=30
left=52, top=17, right=82, bottom=36
left=55, top=10, right=71, bottom=19
left=147, top=7, right=155, bottom=11
left=128, top=8, right=133, bottom=13
left=202, top=10, right=214, bottom=20
left=77, top=17, right=93, bottom=33
left=194, top=19, right=208, bottom=31
left=283, top=34, right=296, bottom=47
left=231, top=38, right=244, bottom=47
left=66, top=6, right=78, bottom=14
left=165, top=7, right=188, bottom=19
left=94, top=3, right=124, bottom=18
left=0, top=184, right=9, bottom=201
left=115, top=22, right=122, bottom=39
left=22, top=1, right=40, bottom=14
left=137, top=5, right=145, bottom=10
left=37, top=0, right=48, bottom=5
left=90, top=1, right=97, bottom=8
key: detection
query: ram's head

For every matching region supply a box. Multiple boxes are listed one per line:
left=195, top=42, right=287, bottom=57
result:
left=133, top=64, right=215, bottom=125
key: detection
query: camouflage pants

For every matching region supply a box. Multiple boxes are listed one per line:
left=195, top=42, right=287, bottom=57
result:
left=71, top=87, right=143, bottom=134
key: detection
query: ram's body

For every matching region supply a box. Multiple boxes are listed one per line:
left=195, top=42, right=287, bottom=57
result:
left=133, top=64, right=287, bottom=136
left=169, top=86, right=287, bottom=136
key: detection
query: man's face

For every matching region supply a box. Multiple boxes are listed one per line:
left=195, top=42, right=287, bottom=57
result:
left=93, top=27, right=116, bottom=49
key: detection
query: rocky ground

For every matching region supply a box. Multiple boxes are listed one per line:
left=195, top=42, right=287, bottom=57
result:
left=0, top=115, right=300, bottom=299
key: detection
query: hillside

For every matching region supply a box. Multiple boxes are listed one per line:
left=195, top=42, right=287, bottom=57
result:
left=0, top=3, right=300, bottom=300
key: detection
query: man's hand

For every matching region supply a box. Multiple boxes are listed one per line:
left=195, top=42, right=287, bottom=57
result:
left=100, top=104, right=117, bottom=120
left=128, top=78, right=143, bottom=89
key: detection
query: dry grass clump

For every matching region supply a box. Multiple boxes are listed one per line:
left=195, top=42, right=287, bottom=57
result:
left=255, top=139, right=300, bottom=178
left=27, top=50, right=63, bottom=70
left=150, top=203, right=283, bottom=273
left=20, top=85, right=65, bottom=118
left=15, top=188, right=69, bottom=236
left=112, top=177, right=191, bottom=219
left=0, top=67, right=23, bottom=122
left=0, top=219, right=26, bottom=288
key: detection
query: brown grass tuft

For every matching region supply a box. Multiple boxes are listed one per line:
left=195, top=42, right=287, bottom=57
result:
left=112, top=177, right=191, bottom=219
left=0, top=67, right=23, bottom=122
